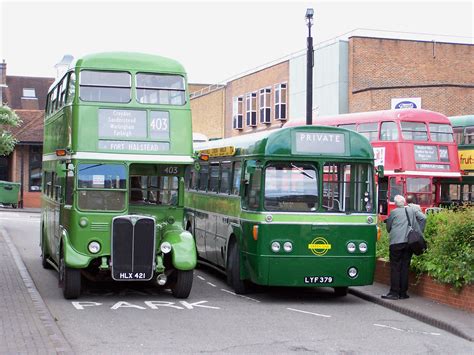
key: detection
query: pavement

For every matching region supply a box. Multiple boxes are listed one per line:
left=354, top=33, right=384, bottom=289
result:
left=0, top=208, right=472, bottom=354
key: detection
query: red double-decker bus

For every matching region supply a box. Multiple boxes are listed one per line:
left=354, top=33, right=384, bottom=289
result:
left=286, top=109, right=461, bottom=217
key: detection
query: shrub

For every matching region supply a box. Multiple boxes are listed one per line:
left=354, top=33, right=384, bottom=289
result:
left=376, top=207, right=473, bottom=289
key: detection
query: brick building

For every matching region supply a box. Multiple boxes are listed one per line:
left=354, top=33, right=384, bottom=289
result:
left=190, top=35, right=473, bottom=138
left=348, top=37, right=474, bottom=115
left=0, top=61, right=53, bottom=207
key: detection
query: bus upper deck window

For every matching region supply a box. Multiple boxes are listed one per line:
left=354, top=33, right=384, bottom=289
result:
left=79, top=70, right=131, bottom=103
left=429, top=123, right=453, bottom=142
left=380, top=121, right=399, bottom=141
left=401, top=122, right=428, bottom=141
left=136, top=73, right=186, bottom=106
left=465, top=127, right=474, bottom=144
left=357, top=123, right=378, bottom=142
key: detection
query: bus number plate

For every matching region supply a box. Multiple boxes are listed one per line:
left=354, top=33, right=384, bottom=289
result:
left=118, top=272, right=148, bottom=280
left=304, top=276, right=333, bottom=284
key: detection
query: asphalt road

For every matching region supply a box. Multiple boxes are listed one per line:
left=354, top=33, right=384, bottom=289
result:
left=2, top=210, right=472, bottom=354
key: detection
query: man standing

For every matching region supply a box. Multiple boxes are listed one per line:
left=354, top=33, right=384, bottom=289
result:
left=382, top=195, right=426, bottom=300
left=406, top=194, right=426, bottom=232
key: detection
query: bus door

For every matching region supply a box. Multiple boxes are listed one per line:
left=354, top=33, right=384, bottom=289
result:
left=378, top=177, right=388, bottom=215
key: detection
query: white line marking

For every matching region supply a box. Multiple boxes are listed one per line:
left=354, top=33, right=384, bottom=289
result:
left=197, top=275, right=206, bottom=281
left=207, top=282, right=217, bottom=287
left=287, top=307, right=331, bottom=318
left=220, top=289, right=261, bottom=303
left=374, top=324, right=441, bottom=336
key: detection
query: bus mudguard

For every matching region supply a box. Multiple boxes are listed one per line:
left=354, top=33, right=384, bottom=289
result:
left=162, top=227, right=197, bottom=271
left=61, top=228, right=92, bottom=269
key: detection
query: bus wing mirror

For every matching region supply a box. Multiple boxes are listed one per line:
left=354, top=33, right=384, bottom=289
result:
left=376, top=165, right=384, bottom=178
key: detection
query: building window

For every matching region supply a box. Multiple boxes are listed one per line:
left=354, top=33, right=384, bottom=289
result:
left=246, top=92, right=257, bottom=127
left=232, top=96, right=243, bottom=130
left=22, top=88, right=36, bottom=98
left=29, top=146, right=42, bottom=191
left=275, top=83, right=287, bottom=120
left=259, top=88, right=271, bottom=124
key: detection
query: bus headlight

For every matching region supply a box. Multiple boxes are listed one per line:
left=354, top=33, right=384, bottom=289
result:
left=359, top=242, right=368, bottom=253
left=347, top=242, right=356, bottom=253
left=271, top=242, right=281, bottom=253
left=160, top=242, right=172, bottom=254
left=88, top=241, right=101, bottom=254
left=283, top=242, right=293, bottom=253
left=348, top=267, right=358, bottom=278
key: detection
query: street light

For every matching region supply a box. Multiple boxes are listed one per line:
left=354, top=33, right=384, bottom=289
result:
left=305, top=8, right=314, bottom=126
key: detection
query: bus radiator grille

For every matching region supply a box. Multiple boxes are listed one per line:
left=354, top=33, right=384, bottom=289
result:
left=111, top=216, right=155, bottom=281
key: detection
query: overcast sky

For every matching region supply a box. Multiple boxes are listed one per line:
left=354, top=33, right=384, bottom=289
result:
left=1, top=0, right=472, bottom=84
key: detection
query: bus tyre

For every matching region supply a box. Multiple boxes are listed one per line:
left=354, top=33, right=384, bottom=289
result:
left=59, top=248, right=81, bottom=299
left=334, top=287, right=348, bottom=297
left=227, top=241, right=250, bottom=294
left=171, top=269, right=193, bottom=299
left=41, top=234, right=53, bottom=270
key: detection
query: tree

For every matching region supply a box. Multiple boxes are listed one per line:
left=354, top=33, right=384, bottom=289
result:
left=0, top=105, right=22, bottom=156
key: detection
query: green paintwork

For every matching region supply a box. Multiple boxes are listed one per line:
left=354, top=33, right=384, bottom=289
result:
left=62, top=229, right=92, bottom=268
left=449, top=115, right=474, bottom=130
left=162, top=226, right=197, bottom=270
left=186, top=125, right=377, bottom=288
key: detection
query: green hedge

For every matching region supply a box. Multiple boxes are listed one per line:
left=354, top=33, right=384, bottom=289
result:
left=376, top=207, right=474, bottom=289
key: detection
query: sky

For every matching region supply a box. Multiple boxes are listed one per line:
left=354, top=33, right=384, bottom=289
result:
left=1, top=0, right=473, bottom=84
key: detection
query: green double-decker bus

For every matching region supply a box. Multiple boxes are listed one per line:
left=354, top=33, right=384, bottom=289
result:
left=184, top=126, right=378, bottom=295
left=41, top=52, right=196, bottom=299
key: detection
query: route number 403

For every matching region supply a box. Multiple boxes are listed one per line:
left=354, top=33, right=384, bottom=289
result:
left=164, top=166, right=179, bottom=174
left=150, top=118, right=168, bottom=131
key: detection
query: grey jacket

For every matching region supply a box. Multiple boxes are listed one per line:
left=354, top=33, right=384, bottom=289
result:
left=386, top=206, right=426, bottom=245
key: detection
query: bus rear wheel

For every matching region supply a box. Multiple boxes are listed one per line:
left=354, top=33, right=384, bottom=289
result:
left=227, top=241, right=250, bottom=294
left=334, top=287, right=348, bottom=297
left=170, top=269, right=193, bottom=299
left=59, top=247, right=81, bottom=299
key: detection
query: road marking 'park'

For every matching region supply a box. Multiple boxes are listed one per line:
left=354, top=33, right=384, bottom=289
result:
left=71, top=300, right=220, bottom=310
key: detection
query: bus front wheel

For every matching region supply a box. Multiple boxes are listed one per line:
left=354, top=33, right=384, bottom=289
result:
left=59, top=247, right=81, bottom=299
left=170, top=269, right=193, bottom=299
left=227, top=241, right=250, bottom=294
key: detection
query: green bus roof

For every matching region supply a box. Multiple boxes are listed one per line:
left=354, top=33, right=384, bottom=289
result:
left=75, top=52, right=187, bottom=74
left=449, top=115, right=474, bottom=128
left=196, top=126, right=374, bottom=159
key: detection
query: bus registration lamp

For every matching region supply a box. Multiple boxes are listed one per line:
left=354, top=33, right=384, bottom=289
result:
left=305, top=8, right=314, bottom=126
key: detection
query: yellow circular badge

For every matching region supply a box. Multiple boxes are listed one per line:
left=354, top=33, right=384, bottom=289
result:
left=308, top=237, right=331, bottom=256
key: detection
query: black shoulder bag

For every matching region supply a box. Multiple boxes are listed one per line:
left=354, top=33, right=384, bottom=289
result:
left=404, top=207, right=427, bottom=255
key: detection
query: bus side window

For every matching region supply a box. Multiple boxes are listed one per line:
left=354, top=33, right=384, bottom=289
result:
left=220, top=162, right=232, bottom=194
left=65, top=169, right=74, bottom=206
left=198, top=164, right=209, bottom=191
left=209, top=163, right=220, bottom=192
left=66, top=72, right=76, bottom=105
left=243, top=161, right=261, bottom=210
left=232, top=161, right=241, bottom=195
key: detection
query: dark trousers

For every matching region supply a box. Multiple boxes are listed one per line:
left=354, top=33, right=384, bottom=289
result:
left=389, top=242, right=412, bottom=296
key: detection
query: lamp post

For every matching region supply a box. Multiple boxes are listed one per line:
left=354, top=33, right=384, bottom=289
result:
left=305, top=8, right=314, bottom=126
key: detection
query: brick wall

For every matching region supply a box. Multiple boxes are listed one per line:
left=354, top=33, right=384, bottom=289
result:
left=375, top=259, right=473, bottom=312
left=190, top=88, right=225, bottom=140
left=225, top=61, right=289, bottom=138
left=348, top=37, right=474, bottom=116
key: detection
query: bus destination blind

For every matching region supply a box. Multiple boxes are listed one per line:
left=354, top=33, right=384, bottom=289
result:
left=294, top=132, right=345, bottom=154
